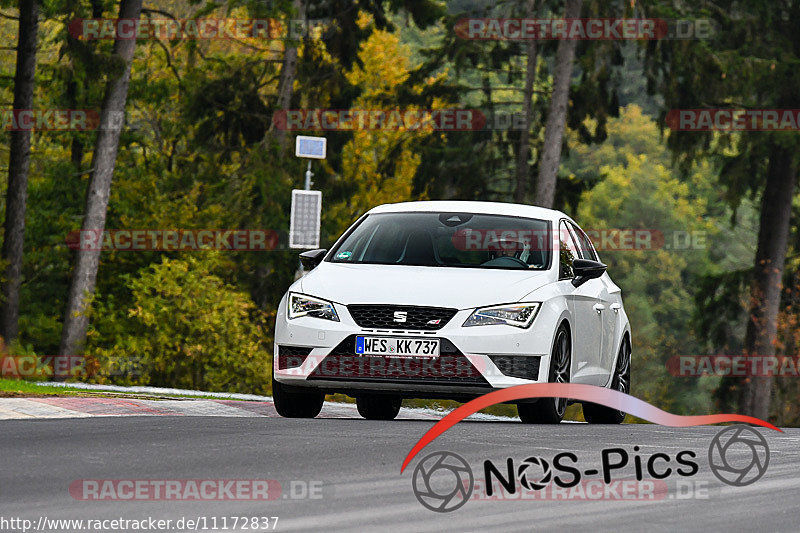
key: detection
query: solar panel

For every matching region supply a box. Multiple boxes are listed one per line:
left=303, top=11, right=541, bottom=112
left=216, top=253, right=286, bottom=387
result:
left=295, top=135, right=327, bottom=159
left=289, top=190, right=322, bottom=249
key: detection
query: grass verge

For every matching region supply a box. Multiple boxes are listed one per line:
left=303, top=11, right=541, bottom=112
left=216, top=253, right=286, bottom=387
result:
left=0, top=378, right=246, bottom=400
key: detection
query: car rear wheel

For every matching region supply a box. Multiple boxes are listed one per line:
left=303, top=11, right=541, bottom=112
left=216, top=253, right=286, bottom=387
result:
left=518, top=324, right=571, bottom=424
left=356, top=395, right=402, bottom=420
left=272, top=372, right=324, bottom=418
left=583, top=337, right=630, bottom=424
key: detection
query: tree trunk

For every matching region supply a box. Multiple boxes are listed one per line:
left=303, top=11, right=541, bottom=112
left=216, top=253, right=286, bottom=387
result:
left=534, top=0, right=582, bottom=208
left=273, top=0, right=303, bottom=151
left=59, top=0, right=143, bottom=358
left=0, top=0, right=39, bottom=345
left=741, top=146, right=797, bottom=419
left=514, top=0, right=538, bottom=204
left=68, top=0, right=104, bottom=170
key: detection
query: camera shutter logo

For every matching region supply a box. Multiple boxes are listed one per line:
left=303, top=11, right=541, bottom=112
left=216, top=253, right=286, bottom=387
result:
left=517, top=456, right=552, bottom=491
left=708, top=425, right=770, bottom=487
left=412, top=451, right=473, bottom=512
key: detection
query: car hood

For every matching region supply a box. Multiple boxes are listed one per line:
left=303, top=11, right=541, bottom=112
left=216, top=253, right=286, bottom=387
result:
left=298, top=262, right=552, bottom=309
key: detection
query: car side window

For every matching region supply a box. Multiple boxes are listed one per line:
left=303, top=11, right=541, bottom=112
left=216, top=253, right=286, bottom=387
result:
left=569, top=222, right=598, bottom=261
left=559, top=221, right=580, bottom=279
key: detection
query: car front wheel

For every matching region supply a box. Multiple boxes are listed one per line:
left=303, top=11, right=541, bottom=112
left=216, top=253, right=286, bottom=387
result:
left=518, top=324, right=571, bottom=424
left=272, top=372, right=324, bottom=418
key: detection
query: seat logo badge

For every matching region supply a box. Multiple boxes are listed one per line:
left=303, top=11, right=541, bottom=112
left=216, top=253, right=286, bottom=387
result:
left=393, top=311, right=408, bottom=323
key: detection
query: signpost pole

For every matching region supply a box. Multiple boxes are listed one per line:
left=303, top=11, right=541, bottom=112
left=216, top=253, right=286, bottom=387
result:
left=304, top=160, right=313, bottom=190
left=298, top=161, right=313, bottom=275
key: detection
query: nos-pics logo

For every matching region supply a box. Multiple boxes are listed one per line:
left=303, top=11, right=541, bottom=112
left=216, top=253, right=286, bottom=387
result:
left=411, top=425, right=770, bottom=512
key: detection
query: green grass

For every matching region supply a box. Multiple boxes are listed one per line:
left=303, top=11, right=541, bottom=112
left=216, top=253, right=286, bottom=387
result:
left=0, top=378, right=99, bottom=396
left=0, top=378, right=252, bottom=400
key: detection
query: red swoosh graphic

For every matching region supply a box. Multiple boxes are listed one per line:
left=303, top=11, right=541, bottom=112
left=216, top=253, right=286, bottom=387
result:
left=400, top=383, right=781, bottom=473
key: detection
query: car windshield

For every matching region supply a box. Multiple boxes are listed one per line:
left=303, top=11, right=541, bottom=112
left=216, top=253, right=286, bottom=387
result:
left=329, top=212, right=551, bottom=270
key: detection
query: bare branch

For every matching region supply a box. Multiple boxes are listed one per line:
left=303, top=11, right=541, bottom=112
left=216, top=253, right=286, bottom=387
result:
left=141, top=8, right=177, bottom=20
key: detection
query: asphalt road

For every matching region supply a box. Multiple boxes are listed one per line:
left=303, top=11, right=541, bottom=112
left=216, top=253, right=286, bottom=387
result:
left=1, top=416, right=798, bottom=532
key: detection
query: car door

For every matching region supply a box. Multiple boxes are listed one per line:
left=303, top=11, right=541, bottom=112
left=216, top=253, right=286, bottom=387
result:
left=569, top=222, right=616, bottom=383
left=559, top=221, right=605, bottom=385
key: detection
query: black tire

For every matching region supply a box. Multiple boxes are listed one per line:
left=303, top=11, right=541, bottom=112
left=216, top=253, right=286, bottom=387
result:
left=583, top=337, right=631, bottom=424
left=356, top=395, right=402, bottom=420
left=518, top=324, right=571, bottom=424
left=272, top=372, right=324, bottom=418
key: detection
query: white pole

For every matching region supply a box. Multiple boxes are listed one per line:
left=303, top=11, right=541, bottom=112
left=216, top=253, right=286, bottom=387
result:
left=304, top=160, right=313, bottom=190
left=297, top=161, right=314, bottom=278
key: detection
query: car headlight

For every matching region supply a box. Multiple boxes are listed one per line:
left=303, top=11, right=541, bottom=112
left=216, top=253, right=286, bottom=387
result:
left=288, top=293, right=339, bottom=321
left=463, top=302, right=541, bottom=328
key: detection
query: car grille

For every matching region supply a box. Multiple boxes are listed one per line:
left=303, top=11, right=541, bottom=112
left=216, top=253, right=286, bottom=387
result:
left=347, top=305, right=458, bottom=331
left=489, top=355, right=541, bottom=380
left=307, top=335, right=490, bottom=387
left=276, top=345, right=313, bottom=370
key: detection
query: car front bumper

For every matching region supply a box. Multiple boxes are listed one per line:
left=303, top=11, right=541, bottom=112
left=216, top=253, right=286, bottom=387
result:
left=273, top=294, right=560, bottom=398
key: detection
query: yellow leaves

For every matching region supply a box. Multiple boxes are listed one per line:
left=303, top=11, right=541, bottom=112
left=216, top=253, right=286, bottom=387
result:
left=356, top=12, right=373, bottom=31
left=346, top=27, right=412, bottom=98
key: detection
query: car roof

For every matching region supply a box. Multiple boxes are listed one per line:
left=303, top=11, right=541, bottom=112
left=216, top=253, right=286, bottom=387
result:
left=366, top=200, right=570, bottom=223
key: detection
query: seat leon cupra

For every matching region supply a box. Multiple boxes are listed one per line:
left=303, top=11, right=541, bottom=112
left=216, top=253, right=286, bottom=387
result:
left=273, top=201, right=631, bottom=424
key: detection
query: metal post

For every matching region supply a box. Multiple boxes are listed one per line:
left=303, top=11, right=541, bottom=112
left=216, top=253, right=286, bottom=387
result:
left=304, top=160, right=313, bottom=190
left=297, top=161, right=314, bottom=279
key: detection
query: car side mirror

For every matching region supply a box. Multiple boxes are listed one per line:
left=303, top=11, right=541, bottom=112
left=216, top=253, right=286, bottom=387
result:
left=571, top=258, right=607, bottom=287
left=299, top=248, right=327, bottom=270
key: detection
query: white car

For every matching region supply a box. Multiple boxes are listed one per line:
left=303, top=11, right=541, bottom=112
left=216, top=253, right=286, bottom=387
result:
left=273, top=201, right=631, bottom=423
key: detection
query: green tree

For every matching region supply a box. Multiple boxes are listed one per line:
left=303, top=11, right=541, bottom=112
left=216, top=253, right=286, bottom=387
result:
left=60, top=0, right=143, bottom=359
left=643, top=0, right=800, bottom=419
left=570, top=105, right=723, bottom=413
left=1, top=0, right=40, bottom=344
left=88, top=254, right=272, bottom=394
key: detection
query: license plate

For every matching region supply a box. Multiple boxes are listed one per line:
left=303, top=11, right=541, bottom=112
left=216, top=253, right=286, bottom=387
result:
left=355, top=336, right=440, bottom=357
